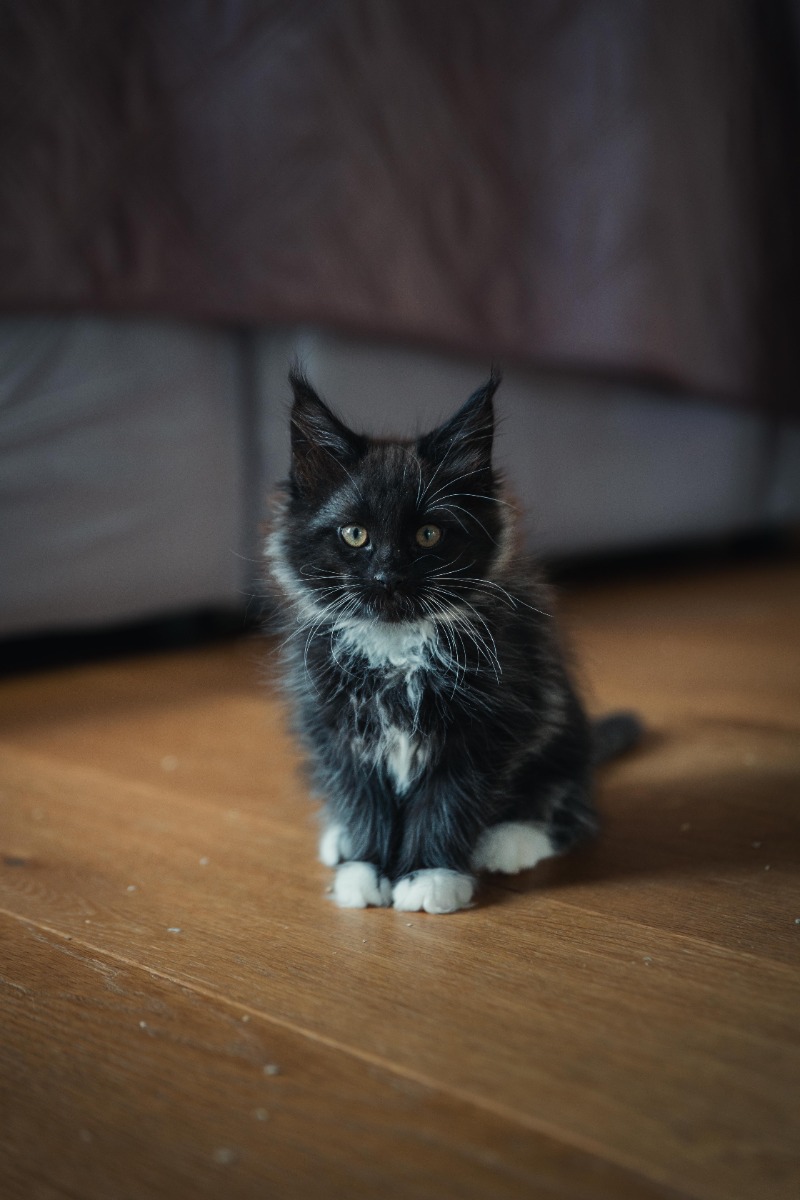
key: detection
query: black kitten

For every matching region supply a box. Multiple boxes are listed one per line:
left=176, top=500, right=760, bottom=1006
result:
left=266, top=368, right=640, bottom=913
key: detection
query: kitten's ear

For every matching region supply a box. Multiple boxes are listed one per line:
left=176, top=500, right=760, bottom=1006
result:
left=417, top=368, right=500, bottom=481
left=288, top=368, right=365, bottom=497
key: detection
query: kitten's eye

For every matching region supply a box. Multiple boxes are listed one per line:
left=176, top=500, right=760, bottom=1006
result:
left=415, top=524, right=442, bottom=548
left=340, top=525, right=369, bottom=548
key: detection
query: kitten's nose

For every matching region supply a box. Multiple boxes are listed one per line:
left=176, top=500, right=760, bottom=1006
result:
left=373, top=571, right=395, bottom=594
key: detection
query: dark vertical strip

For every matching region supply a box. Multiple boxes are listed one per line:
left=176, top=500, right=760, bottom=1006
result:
left=751, top=0, right=800, bottom=415
left=233, top=324, right=270, bottom=626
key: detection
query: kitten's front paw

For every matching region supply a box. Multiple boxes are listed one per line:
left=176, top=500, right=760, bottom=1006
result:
left=392, top=869, right=475, bottom=914
left=470, top=821, right=556, bottom=874
left=332, top=862, right=392, bottom=909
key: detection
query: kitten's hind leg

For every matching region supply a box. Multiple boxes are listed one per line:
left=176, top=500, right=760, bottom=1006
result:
left=474, top=764, right=599, bottom=875
left=470, top=821, right=557, bottom=874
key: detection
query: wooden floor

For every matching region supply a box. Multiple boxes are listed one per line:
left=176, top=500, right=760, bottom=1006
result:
left=1, top=556, right=799, bottom=1200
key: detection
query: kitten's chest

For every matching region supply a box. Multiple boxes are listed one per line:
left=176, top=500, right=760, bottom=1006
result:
left=334, top=622, right=439, bottom=795
left=347, top=664, right=431, bottom=795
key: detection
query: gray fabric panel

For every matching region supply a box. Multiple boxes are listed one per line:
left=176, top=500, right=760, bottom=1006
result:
left=764, top=424, right=800, bottom=523
left=0, top=317, right=246, bottom=636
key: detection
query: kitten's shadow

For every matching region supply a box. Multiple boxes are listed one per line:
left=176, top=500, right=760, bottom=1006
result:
left=479, top=758, right=800, bottom=908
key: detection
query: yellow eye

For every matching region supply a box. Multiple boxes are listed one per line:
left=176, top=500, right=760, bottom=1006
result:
left=415, top=524, right=442, bottom=548
left=341, top=525, right=369, bottom=548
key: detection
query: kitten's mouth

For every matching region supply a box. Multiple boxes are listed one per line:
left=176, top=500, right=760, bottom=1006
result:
left=362, top=590, right=417, bottom=623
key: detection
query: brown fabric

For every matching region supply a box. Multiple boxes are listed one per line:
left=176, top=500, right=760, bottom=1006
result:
left=1, top=0, right=798, bottom=412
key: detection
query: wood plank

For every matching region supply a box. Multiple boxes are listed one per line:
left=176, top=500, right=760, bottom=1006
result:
left=561, top=560, right=800, bottom=729
left=1, top=915, right=669, bottom=1200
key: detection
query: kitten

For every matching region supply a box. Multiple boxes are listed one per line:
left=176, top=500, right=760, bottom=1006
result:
left=265, top=367, right=640, bottom=913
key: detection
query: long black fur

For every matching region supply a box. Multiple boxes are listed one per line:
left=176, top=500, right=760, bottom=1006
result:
left=266, top=368, right=640, bottom=897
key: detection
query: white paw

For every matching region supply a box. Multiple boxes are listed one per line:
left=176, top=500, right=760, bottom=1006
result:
left=332, top=862, right=392, bottom=908
left=318, top=823, right=353, bottom=867
left=471, top=821, right=556, bottom=874
left=392, top=869, right=475, bottom=914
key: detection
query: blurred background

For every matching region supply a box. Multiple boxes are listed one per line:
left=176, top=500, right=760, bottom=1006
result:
left=1, top=0, right=799, bottom=661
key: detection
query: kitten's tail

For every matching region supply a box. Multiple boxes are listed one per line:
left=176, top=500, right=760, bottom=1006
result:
left=591, top=711, right=644, bottom=765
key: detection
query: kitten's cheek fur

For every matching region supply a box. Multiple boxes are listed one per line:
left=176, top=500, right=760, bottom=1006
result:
left=392, top=869, right=475, bottom=914
left=333, top=862, right=393, bottom=908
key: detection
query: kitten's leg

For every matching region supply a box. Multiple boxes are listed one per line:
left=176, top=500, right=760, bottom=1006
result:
left=319, top=810, right=392, bottom=908
left=319, top=788, right=394, bottom=908
left=324, top=824, right=392, bottom=906
left=390, top=775, right=479, bottom=914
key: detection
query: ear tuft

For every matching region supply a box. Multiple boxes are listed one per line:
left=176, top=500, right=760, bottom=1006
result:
left=417, top=369, right=500, bottom=481
left=288, top=368, right=365, bottom=498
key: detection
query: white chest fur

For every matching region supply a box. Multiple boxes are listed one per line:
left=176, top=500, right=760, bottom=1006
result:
left=382, top=725, right=423, bottom=794
left=337, top=617, right=437, bottom=671
left=339, top=619, right=436, bottom=794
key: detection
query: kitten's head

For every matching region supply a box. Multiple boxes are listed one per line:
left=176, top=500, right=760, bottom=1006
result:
left=271, top=367, right=511, bottom=626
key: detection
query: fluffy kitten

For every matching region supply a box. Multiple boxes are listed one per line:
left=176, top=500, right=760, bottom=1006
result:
left=266, top=367, right=640, bottom=913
